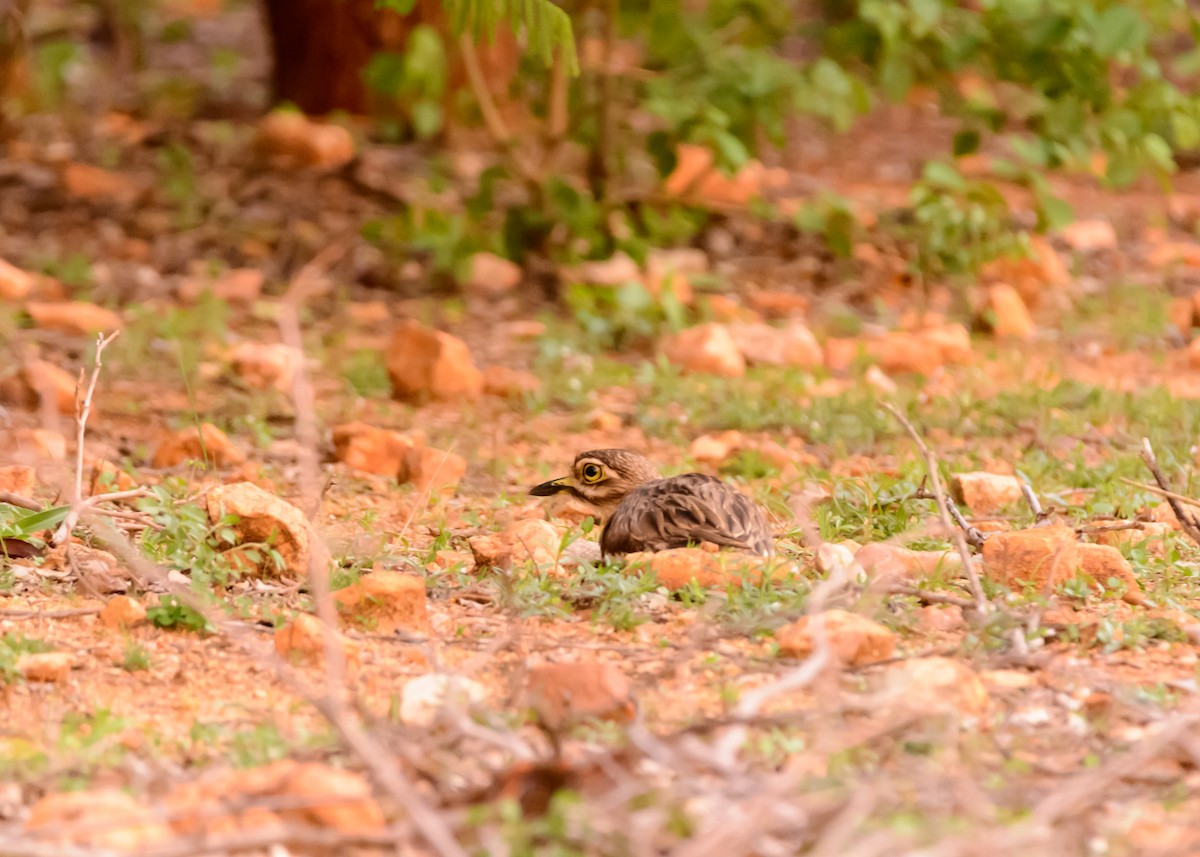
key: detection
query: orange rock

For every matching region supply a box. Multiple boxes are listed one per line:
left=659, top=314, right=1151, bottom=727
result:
left=747, top=290, right=809, bottom=318
left=18, top=652, right=74, bottom=682
left=255, top=110, right=355, bottom=169
left=152, top=423, right=245, bottom=468
left=982, top=238, right=1070, bottom=309
left=884, top=656, right=989, bottom=716
left=0, top=257, right=34, bottom=299
left=689, top=430, right=744, bottom=465
left=274, top=613, right=360, bottom=665
left=987, top=283, right=1036, bottom=339
left=0, top=360, right=78, bottom=414
left=660, top=323, right=746, bottom=377
left=925, top=323, right=973, bottom=364
left=1188, top=338, right=1200, bottom=370
left=981, top=524, right=1076, bottom=591
left=1073, top=542, right=1144, bottom=604
left=334, top=571, right=429, bottom=634
left=587, top=409, right=622, bottom=432
left=982, top=526, right=1143, bottom=602
left=663, top=143, right=781, bottom=207
left=626, top=547, right=781, bottom=589
left=823, top=337, right=859, bottom=372
left=1149, top=241, right=1200, bottom=269
left=60, top=162, right=141, bottom=203
left=951, top=471, right=1024, bottom=514
left=229, top=342, right=301, bottom=393
left=776, top=609, right=897, bottom=665
left=89, top=459, right=138, bottom=496
left=25, top=301, right=122, bottom=335
left=346, top=300, right=391, bottom=326
left=1092, top=522, right=1173, bottom=558
left=385, top=319, right=483, bottom=402
left=469, top=518, right=562, bottom=572
left=331, top=421, right=416, bottom=478
left=0, top=464, right=34, bottom=495
left=917, top=604, right=965, bottom=632
left=13, top=428, right=66, bottom=460
left=466, top=251, right=521, bottom=297
left=524, top=659, right=635, bottom=731
left=1059, top=219, right=1117, bottom=252
left=280, top=763, right=385, bottom=832
left=864, top=332, right=945, bottom=375
left=663, top=143, right=716, bottom=198
left=567, top=252, right=640, bottom=286
left=404, top=445, right=467, bottom=492
left=26, top=789, right=171, bottom=850
left=206, top=482, right=311, bottom=577
left=483, top=365, right=541, bottom=398
left=1171, top=296, right=1196, bottom=334
left=100, top=595, right=147, bottom=630
left=727, top=322, right=822, bottom=368
left=853, top=543, right=963, bottom=583
left=645, top=248, right=706, bottom=304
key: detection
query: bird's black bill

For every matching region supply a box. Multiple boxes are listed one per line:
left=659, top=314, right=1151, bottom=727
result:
left=530, top=476, right=570, bottom=496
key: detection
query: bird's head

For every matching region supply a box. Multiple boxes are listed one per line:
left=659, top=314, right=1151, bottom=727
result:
left=529, top=449, right=660, bottom=518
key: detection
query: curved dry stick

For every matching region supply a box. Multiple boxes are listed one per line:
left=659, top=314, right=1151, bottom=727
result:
left=881, top=402, right=989, bottom=613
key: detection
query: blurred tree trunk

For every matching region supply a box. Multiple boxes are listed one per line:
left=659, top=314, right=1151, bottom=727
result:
left=260, top=0, right=519, bottom=116
left=0, top=0, right=30, bottom=136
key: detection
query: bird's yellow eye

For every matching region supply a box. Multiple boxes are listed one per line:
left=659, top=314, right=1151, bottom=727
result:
left=580, top=463, right=604, bottom=483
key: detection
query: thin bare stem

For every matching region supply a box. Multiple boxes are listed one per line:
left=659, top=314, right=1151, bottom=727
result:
left=277, top=244, right=470, bottom=857
left=458, top=32, right=542, bottom=189
left=882, top=403, right=989, bottom=613
left=1119, top=476, right=1200, bottom=508
left=0, top=491, right=39, bottom=511
left=51, top=331, right=120, bottom=545
left=1139, top=438, right=1200, bottom=543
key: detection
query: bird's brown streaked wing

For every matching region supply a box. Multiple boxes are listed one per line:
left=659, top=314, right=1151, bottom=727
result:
left=601, top=474, right=774, bottom=557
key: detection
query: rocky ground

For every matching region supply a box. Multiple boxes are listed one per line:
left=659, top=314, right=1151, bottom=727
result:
left=8, top=3, right=1200, bottom=856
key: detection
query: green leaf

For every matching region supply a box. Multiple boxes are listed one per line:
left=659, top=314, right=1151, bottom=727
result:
left=1173, top=113, right=1200, bottom=150
left=1035, top=188, right=1074, bottom=231
left=1143, top=133, right=1176, bottom=174
left=1095, top=5, right=1145, bottom=58
left=441, top=0, right=579, bottom=75
left=4, top=505, right=70, bottom=538
left=909, top=0, right=943, bottom=35
left=922, top=160, right=967, bottom=190
left=375, top=0, right=417, bottom=12
left=953, top=130, right=981, bottom=157
left=411, top=100, right=444, bottom=139
left=706, top=130, right=750, bottom=172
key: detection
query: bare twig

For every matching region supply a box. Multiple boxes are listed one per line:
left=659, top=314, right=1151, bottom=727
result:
left=587, top=0, right=619, bottom=203
left=882, top=403, right=989, bottom=613
left=882, top=584, right=974, bottom=609
left=277, top=244, right=469, bottom=857
left=1074, top=521, right=1144, bottom=536
left=1139, top=438, right=1200, bottom=543
left=1019, top=478, right=1049, bottom=524
left=9, top=825, right=409, bottom=857
left=0, top=606, right=102, bottom=620
left=51, top=331, right=129, bottom=546
left=1119, top=476, right=1200, bottom=509
left=1031, top=712, right=1200, bottom=824
left=0, top=491, right=39, bottom=511
left=910, top=484, right=987, bottom=549
left=458, top=32, right=542, bottom=189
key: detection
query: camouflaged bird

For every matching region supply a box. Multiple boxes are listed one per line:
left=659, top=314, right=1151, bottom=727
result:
left=529, top=449, right=774, bottom=558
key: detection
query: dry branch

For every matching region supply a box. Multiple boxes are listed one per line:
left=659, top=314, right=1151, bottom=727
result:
left=0, top=491, right=39, bottom=511
left=882, top=403, right=989, bottom=613
left=1139, top=438, right=1200, bottom=543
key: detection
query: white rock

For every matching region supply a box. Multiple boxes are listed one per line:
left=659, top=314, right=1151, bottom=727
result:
left=400, top=675, right=488, bottom=728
